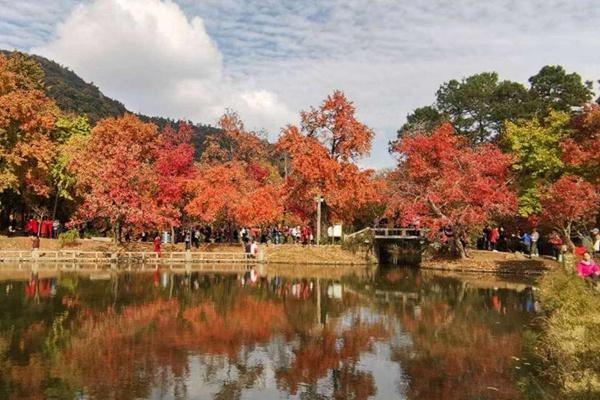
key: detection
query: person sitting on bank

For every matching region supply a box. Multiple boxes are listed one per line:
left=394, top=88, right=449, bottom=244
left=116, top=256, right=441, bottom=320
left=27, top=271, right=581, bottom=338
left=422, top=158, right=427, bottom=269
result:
left=576, top=252, right=600, bottom=280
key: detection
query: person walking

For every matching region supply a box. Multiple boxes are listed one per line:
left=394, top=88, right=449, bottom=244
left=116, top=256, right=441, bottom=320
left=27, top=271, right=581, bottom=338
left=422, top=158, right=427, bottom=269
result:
left=548, top=231, right=563, bottom=260
left=592, top=228, right=600, bottom=257
left=530, top=228, right=540, bottom=257
left=489, top=227, right=499, bottom=251
left=519, top=231, right=532, bottom=257
left=8, top=215, right=16, bottom=236
left=52, top=220, right=60, bottom=238
left=31, top=235, right=40, bottom=251
left=153, top=236, right=161, bottom=255
left=184, top=230, right=192, bottom=251
left=482, top=225, right=491, bottom=250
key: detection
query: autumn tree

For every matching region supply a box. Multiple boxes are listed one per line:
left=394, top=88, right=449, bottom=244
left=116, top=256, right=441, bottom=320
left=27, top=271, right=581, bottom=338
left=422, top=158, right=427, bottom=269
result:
left=201, top=111, right=267, bottom=164
left=154, top=122, right=195, bottom=226
left=277, top=91, right=382, bottom=226
left=0, top=52, right=58, bottom=214
left=502, top=111, right=569, bottom=215
left=540, top=175, right=599, bottom=249
left=387, top=123, right=517, bottom=258
left=300, top=90, right=373, bottom=161
left=186, top=111, right=284, bottom=226
left=561, top=104, right=600, bottom=186
left=69, top=114, right=164, bottom=239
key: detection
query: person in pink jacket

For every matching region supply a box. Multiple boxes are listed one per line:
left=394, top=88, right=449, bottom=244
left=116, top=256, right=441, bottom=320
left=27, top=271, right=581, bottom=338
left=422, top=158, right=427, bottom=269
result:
left=576, top=252, right=600, bottom=279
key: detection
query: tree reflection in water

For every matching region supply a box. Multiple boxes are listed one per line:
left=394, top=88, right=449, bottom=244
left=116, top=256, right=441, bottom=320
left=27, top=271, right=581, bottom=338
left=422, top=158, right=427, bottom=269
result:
left=0, top=266, right=539, bottom=399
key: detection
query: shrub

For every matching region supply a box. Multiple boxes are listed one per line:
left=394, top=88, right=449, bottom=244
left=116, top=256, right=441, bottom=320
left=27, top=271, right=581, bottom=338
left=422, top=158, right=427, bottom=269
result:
left=58, top=229, right=79, bottom=247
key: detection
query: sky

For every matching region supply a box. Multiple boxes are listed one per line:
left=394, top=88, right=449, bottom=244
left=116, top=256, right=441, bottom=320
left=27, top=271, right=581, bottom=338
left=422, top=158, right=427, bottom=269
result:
left=1, top=0, right=599, bottom=168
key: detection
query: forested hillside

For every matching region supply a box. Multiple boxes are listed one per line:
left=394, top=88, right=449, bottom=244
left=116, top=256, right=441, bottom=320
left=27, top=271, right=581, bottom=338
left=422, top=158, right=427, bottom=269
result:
left=0, top=50, right=221, bottom=158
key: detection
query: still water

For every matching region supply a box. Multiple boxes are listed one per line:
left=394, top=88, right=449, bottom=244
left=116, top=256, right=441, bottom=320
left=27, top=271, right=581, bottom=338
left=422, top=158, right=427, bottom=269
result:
left=0, top=265, right=542, bottom=399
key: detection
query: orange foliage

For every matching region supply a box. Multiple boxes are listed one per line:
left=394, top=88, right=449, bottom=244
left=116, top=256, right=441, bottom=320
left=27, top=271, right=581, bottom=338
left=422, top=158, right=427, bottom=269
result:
left=561, top=104, right=600, bottom=185
left=277, top=92, right=383, bottom=223
left=201, top=111, right=267, bottom=164
left=69, top=114, right=173, bottom=231
left=0, top=53, right=57, bottom=199
left=187, top=111, right=284, bottom=226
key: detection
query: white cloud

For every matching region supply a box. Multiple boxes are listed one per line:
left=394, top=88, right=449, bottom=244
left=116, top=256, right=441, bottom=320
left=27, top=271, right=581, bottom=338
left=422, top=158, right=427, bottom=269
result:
left=31, top=0, right=295, bottom=139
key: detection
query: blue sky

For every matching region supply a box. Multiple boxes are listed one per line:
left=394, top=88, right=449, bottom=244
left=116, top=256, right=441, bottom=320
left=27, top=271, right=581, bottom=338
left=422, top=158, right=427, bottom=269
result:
left=1, top=0, right=599, bottom=168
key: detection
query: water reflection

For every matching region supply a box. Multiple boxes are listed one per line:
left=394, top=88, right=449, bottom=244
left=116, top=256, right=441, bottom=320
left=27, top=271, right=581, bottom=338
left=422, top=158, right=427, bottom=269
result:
left=0, top=265, right=540, bottom=399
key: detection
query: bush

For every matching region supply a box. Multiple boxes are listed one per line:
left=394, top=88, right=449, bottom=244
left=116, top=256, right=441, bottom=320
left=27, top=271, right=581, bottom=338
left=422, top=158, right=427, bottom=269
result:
left=58, top=229, right=79, bottom=247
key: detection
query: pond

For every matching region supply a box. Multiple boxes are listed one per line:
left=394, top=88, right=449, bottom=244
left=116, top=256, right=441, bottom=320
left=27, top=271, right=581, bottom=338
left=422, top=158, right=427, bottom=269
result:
left=0, top=265, right=543, bottom=399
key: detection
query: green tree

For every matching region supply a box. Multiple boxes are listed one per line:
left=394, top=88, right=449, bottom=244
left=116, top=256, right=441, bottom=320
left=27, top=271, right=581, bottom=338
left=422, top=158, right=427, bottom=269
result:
left=397, top=105, right=444, bottom=135
left=401, top=72, right=529, bottom=143
left=528, top=65, right=593, bottom=116
left=502, top=111, right=570, bottom=215
left=400, top=66, right=593, bottom=145
left=50, top=115, right=90, bottom=218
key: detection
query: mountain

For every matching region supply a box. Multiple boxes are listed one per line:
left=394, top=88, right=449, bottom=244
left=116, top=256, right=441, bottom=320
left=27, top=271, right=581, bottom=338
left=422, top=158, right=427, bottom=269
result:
left=1, top=50, right=220, bottom=158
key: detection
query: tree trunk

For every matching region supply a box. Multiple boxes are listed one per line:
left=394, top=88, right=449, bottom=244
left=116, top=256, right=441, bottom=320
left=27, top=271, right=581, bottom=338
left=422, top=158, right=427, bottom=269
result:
left=562, top=227, right=575, bottom=252
left=113, top=220, right=121, bottom=243
left=52, top=190, right=60, bottom=220
left=454, top=236, right=468, bottom=259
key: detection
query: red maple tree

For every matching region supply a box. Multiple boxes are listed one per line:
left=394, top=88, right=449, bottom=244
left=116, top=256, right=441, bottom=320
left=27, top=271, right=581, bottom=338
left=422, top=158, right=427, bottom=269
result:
left=154, top=122, right=195, bottom=227
left=386, top=123, right=517, bottom=258
left=561, top=104, right=600, bottom=186
left=540, top=175, right=599, bottom=249
left=69, top=114, right=163, bottom=238
left=277, top=91, right=382, bottom=225
left=186, top=112, right=284, bottom=226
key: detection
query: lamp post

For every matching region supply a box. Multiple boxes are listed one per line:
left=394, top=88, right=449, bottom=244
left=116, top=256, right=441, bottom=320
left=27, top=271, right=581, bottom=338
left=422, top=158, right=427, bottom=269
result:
left=315, top=195, right=324, bottom=245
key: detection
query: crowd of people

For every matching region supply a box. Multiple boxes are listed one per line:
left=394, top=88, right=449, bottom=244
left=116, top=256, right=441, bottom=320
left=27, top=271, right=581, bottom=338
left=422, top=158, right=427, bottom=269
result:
left=7, top=216, right=62, bottom=238
left=134, top=224, right=316, bottom=248
left=478, top=225, right=600, bottom=283
left=478, top=225, right=565, bottom=259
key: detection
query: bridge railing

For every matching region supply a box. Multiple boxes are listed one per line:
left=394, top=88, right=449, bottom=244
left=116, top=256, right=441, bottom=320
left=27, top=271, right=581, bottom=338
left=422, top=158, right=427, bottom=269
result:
left=345, top=227, right=427, bottom=240
left=372, top=228, right=425, bottom=238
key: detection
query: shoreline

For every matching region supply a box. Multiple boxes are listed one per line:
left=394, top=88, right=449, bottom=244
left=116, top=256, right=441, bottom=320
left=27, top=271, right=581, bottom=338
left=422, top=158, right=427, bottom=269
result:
left=420, top=249, right=559, bottom=275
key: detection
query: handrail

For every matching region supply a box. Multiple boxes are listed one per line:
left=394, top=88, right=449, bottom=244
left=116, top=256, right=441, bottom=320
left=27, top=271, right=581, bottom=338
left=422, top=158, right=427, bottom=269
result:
left=345, top=227, right=428, bottom=240
left=344, top=227, right=371, bottom=240
left=0, top=250, right=257, bottom=263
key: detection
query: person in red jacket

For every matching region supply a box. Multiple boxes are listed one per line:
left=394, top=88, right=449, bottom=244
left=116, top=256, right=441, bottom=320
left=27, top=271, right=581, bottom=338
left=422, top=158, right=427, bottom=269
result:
left=26, top=218, right=38, bottom=235
left=489, top=227, right=499, bottom=251
left=153, top=236, right=161, bottom=255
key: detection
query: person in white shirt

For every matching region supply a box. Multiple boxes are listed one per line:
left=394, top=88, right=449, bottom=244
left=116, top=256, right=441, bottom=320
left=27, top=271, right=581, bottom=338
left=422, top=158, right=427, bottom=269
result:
left=250, top=240, right=258, bottom=257
left=592, top=228, right=600, bottom=255
left=530, top=228, right=540, bottom=257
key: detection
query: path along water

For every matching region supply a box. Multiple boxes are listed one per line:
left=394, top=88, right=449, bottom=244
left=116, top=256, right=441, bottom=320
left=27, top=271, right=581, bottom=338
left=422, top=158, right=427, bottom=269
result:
left=0, top=263, right=545, bottom=399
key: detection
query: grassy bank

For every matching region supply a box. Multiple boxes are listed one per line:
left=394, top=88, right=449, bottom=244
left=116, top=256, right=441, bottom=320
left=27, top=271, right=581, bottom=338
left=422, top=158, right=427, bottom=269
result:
left=534, top=264, right=600, bottom=398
